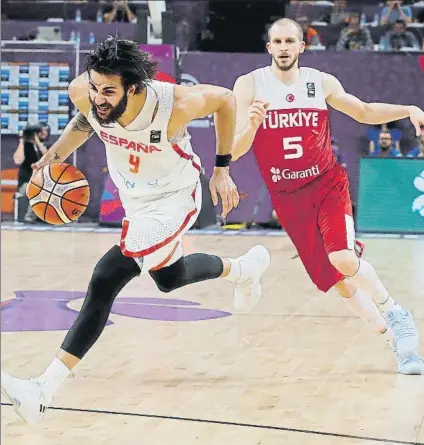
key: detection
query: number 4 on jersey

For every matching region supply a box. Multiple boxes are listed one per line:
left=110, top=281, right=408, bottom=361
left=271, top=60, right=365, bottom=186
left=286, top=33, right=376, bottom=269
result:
left=129, top=154, right=140, bottom=173
left=282, top=136, right=303, bottom=159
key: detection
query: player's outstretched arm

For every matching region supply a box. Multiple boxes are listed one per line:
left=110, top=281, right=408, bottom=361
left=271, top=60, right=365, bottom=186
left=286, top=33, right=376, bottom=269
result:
left=232, top=74, right=268, bottom=161
left=170, top=83, right=239, bottom=218
left=323, top=73, right=424, bottom=137
left=32, top=75, right=94, bottom=171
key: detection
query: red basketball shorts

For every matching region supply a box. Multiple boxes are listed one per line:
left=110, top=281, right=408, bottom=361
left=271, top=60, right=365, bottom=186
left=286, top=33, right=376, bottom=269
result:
left=270, top=164, right=364, bottom=293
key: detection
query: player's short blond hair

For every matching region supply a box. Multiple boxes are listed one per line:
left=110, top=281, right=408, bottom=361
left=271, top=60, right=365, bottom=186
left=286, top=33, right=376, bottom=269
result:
left=267, top=18, right=303, bottom=42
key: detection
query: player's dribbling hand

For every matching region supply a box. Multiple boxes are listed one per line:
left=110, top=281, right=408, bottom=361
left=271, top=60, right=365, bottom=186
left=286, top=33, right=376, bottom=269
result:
left=408, top=106, right=424, bottom=137
left=248, top=100, right=269, bottom=130
left=31, top=152, right=59, bottom=172
left=209, top=167, right=240, bottom=218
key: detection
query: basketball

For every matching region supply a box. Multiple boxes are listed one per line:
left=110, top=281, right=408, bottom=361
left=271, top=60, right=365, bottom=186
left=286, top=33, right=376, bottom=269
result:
left=26, top=163, right=90, bottom=225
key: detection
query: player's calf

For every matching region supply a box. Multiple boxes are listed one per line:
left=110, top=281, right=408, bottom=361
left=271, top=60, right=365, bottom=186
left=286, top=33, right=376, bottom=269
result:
left=328, top=249, right=359, bottom=276
left=150, top=246, right=271, bottom=312
left=149, top=253, right=224, bottom=293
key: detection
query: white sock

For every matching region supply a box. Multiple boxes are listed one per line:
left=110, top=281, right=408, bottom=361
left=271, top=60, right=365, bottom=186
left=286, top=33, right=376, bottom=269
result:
left=349, top=259, right=399, bottom=312
left=343, top=288, right=387, bottom=332
left=37, top=358, right=72, bottom=399
left=223, top=258, right=241, bottom=282
left=377, top=294, right=399, bottom=313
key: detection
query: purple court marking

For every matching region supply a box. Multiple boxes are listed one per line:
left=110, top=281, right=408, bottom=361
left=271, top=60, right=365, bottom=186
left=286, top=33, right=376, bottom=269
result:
left=111, top=302, right=229, bottom=322
left=1, top=291, right=112, bottom=332
left=1, top=291, right=231, bottom=332
left=115, top=297, right=201, bottom=306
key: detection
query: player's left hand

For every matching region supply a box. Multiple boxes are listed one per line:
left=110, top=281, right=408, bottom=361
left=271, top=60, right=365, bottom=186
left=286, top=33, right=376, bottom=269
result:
left=409, top=106, right=424, bottom=137
left=209, top=167, right=240, bottom=218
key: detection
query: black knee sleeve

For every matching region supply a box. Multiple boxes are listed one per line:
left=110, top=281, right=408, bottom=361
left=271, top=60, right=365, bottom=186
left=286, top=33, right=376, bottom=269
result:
left=61, top=245, right=140, bottom=359
left=149, top=253, right=223, bottom=293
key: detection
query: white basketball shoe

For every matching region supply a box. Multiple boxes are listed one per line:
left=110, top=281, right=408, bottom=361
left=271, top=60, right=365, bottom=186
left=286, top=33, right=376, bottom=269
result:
left=384, top=306, right=424, bottom=375
left=1, top=371, right=51, bottom=425
left=230, top=245, right=271, bottom=312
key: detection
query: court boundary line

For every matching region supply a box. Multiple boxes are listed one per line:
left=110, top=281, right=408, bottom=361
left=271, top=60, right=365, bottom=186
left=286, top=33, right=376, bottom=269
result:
left=1, top=223, right=423, bottom=239
left=1, top=402, right=421, bottom=444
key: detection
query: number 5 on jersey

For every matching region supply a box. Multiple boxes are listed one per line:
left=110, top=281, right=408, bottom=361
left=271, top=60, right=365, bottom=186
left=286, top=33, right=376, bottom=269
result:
left=129, top=154, right=140, bottom=173
left=283, top=136, right=303, bottom=159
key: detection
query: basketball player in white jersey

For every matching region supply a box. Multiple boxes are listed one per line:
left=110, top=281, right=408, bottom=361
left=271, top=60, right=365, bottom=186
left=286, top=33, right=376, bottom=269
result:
left=1, top=37, right=271, bottom=424
left=232, top=19, right=424, bottom=374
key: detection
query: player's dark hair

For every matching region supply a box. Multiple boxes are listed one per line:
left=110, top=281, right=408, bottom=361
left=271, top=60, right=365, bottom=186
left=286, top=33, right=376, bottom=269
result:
left=85, top=36, right=157, bottom=94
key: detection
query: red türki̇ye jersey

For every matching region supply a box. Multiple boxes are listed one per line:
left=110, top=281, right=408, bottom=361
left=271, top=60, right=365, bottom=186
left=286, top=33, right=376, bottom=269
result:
left=251, top=66, right=336, bottom=193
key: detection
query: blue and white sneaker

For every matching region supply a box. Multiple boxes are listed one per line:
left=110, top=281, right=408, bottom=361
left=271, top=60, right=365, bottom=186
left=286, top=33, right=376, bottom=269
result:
left=385, top=307, right=419, bottom=357
left=396, top=352, right=424, bottom=375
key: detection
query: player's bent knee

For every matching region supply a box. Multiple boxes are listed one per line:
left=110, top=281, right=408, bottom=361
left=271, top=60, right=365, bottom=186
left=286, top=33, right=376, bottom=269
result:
left=332, top=278, right=357, bottom=298
left=89, top=246, right=140, bottom=301
left=328, top=250, right=359, bottom=276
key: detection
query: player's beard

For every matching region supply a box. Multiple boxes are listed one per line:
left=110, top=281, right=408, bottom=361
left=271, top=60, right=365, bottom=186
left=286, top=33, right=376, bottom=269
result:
left=90, top=92, right=128, bottom=126
left=273, top=53, right=299, bottom=72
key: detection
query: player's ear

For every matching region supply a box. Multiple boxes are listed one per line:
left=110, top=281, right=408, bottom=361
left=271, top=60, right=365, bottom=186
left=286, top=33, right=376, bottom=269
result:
left=127, top=85, right=136, bottom=96
left=299, top=40, right=306, bottom=54
left=266, top=42, right=272, bottom=55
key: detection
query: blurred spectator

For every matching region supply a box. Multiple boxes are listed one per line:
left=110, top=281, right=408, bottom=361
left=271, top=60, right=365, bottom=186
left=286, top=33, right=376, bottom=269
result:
left=331, top=137, right=347, bottom=169
left=368, top=122, right=401, bottom=154
left=322, top=0, right=349, bottom=26
left=103, top=0, right=137, bottom=23
left=17, top=29, right=37, bottom=41
left=38, top=122, right=51, bottom=148
left=418, top=8, right=424, bottom=24
left=379, top=20, right=420, bottom=51
left=13, top=125, right=49, bottom=223
left=407, top=133, right=424, bottom=158
left=297, top=16, right=322, bottom=49
left=380, top=1, right=412, bottom=25
left=336, top=11, right=373, bottom=51
left=369, top=131, right=403, bottom=157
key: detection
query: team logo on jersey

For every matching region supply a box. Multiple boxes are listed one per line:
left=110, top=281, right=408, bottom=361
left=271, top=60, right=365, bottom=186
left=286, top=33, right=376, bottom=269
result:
left=270, top=165, right=320, bottom=181
left=286, top=94, right=295, bottom=102
left=150, top=130, right=161, bottom=143
left=307, top=82, right=316, bottom=98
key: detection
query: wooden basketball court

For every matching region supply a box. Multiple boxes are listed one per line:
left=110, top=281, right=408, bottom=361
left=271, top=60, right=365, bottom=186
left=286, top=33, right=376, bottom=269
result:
left=1, top=228, right=423, bottom=445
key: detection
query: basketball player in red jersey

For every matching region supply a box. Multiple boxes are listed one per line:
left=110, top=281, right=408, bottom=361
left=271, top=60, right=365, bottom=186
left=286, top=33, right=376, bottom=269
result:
left=232, top=18, right=424, bottom=374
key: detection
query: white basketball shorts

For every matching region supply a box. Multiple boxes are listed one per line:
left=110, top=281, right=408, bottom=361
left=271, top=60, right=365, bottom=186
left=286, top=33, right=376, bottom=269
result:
left=119, top=181, right=202, bottom=273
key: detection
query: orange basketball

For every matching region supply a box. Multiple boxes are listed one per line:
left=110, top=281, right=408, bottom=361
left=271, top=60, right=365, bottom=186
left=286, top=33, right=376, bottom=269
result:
left=26, top=163, right=90, bottom=225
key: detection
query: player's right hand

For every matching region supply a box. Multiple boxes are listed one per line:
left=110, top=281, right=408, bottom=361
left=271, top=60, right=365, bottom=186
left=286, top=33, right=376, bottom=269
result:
left=248, top=100, right=269, bottom=129
left=31, top=152, right=57, bottom=172
left=31, top=159, right=49, bottom=172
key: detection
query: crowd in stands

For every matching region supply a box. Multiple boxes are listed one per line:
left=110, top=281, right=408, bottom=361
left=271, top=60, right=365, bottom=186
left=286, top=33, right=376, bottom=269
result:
left=2, top=1, right=424, bottom=52
left=274, top=0, right=424, bottom=52
left=368, top=123, right=424, bottom=157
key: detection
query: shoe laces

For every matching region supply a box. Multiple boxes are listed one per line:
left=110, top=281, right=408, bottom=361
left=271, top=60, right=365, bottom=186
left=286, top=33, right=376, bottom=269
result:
left=398, top=352, right=424, bottom=366
left=387, top=310, right=416, bottom=340
left=29, top=378, right=49, bottom=415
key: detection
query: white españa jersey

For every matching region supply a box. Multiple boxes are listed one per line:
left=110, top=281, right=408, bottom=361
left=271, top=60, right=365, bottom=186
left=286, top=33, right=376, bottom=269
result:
left=251, top=66, right=335, bottom=194
left=87, top=80, right=202, bottom=212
